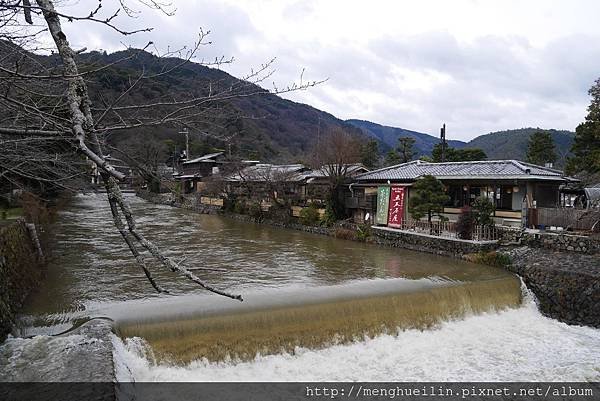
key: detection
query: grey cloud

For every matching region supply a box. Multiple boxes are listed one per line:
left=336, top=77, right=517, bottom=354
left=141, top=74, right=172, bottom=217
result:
left=53, top=1, right=600, bottom=140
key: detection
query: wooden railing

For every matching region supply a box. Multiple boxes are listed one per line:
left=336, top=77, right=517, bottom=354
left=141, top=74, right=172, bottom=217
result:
left=396, top=218, right=500, bottom=241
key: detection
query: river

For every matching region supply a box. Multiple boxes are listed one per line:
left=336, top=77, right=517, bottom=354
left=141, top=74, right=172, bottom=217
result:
left=1, top=193, right=599, bottom=381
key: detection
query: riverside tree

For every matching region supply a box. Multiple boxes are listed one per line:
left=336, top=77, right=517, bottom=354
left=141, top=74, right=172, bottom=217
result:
left=0, top=0, right=321, bottom=298
left=566, top=77, right=600, bottom=182
left=311, top=127, right=362, bottom=219
left=526, top=130, right=557, bottom=166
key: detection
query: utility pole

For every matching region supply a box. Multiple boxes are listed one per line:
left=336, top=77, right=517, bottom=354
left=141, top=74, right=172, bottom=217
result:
left=317, top=116, right=322, bottom=165
left=179, top=127, right=190, bottom=161
left=440, top=123, right=446, bottom=162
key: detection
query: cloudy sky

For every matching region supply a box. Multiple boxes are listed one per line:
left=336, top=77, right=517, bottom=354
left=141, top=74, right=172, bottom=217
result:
left=58, top=0, right=600, bottom=141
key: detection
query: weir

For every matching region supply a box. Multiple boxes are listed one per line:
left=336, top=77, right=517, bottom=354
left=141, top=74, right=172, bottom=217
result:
left=114, top=276, right=522, bottom=363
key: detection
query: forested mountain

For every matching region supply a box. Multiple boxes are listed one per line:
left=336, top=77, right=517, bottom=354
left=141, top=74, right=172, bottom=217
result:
left=467, top=128, right=574, bottom=166
left=10, top=43, right=575, bottom=165
left=346, top=119, right=467, bottom=156
left=74, top=49, right=362, bottom=162
left=348, top=119, right=575, bottom=166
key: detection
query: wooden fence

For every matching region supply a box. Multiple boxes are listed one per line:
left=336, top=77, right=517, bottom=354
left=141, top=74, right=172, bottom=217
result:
left=397, top=218, right=500, bottom=241
left=529, top=207, right=599, bottom=231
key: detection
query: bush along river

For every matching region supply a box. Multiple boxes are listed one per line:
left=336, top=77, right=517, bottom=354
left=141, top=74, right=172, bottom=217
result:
left=1, top=193, right=599, bottom=381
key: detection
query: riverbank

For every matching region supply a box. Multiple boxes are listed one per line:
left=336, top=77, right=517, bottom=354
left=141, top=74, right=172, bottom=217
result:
left=0, top=220, right=46, bottom=341
left=501, top=247, right=600, bottom=328
left=136, top=190, right=600, bottom=328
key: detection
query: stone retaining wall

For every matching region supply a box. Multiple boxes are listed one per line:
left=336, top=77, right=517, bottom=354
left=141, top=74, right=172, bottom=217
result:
left=502, top=247, right=600, bottom=327
left=0, top=220, right=45, bottom=340
left=372, top=226, right=498, bottom=258
left=498, top=227, right=600, bottom=254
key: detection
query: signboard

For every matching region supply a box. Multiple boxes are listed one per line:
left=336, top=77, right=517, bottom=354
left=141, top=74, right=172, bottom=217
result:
left=387, top=186, right=406, bottom=228
left=375, top=186, right=391, bottom=225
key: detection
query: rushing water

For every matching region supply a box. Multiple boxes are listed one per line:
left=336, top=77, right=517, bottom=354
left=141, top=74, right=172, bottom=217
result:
left=2, top=193, right=600, bottom=381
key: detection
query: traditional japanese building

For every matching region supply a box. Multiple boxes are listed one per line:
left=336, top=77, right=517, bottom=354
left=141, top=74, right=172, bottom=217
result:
left=347, top=159, right=578, bottom=228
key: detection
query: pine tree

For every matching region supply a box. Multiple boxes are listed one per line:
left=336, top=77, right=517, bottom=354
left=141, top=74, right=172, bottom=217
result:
left=360, top=140, right=379, bottom=168
left=384, top=149, right=402, bottom=166
left=397, top=136, right=415, bottom=163
left=566, top=78, right=600, bottom=177
left=431, top=144, right=487, bottom=162
left=409, top=175, right=449, bottom=234
left=526, top=130, right=557, bottom=166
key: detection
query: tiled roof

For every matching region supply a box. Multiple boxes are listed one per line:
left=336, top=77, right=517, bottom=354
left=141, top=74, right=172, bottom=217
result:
left=183, top=152, right=224, bottom=164
left=302, top=164, right=369, bottom=179
left=227, top=164, right=308, bottom=182
left=355, top=160, right=573, bottom=182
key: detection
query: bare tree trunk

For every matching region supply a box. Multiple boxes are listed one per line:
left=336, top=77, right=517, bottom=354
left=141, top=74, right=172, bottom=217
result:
left=25, top=222, right=44, bottom=262
left=36, top=0, right=242, bottom=300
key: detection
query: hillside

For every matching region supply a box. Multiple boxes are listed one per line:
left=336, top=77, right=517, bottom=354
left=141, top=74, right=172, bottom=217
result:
left=346, top=119, right=466, bottom=156
left=2, top=42, right=576, bottom=166
left=467, top=128, right=574, bottom=166
left=347, top=119, right=575, bottom=166
left=79, top=49, right=362, bottom=162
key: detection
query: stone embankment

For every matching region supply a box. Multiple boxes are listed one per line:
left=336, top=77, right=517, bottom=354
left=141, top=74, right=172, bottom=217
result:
left=501, top=246, right=600, bottom=328
left=372, top=226, right=498, bottom=258
left=499, top=227, right=599, bottom=254
left=0, top=220, right=46, bottom=340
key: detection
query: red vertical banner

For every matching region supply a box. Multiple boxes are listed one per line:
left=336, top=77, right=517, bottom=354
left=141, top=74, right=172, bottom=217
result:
left=387, top=186, right=405, bottom=228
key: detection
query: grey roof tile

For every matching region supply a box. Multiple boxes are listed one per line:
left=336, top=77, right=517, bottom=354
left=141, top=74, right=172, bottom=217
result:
left=355, top=160, right=572, bottom=181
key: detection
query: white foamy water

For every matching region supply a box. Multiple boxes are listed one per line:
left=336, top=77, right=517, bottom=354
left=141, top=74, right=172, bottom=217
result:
left=113, top=291, right=600, bottom=382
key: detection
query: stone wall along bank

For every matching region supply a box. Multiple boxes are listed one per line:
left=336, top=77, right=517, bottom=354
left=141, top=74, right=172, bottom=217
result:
left=372, top=226, right=498, bottom=258
left=0, top=220, right=45, bottom=340
left=498, top=227, right=599, bottom=254
left=504, top=247, right=600, bottom=328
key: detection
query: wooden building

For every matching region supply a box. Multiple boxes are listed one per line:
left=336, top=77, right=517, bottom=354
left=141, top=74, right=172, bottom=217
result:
left=347, top=160, right=577, bottom=228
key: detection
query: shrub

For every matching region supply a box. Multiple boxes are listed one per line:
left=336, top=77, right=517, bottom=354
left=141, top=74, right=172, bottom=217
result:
left=268, top=204, right=292, bottom=224
left=248, top=202, right=263, bottom=219
left=472, top=251, right=511, bottom=267
left=472, top=197, right=495, bottom=226
left=356, top=224, right=371, bottom=242
left=320, top=202, right=337, bottom=227
left=299, top=204, right=321, bottom=226
left=456, top=206, right=475, bottom=240
left=233, top=200, right=247, bottom=214
left=334, top=228, right=357, bottom=240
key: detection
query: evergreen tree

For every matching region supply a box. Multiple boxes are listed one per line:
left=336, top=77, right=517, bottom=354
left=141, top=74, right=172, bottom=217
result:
left=431, top=144, right=487, bottom=162
left=397, top=136, right=415, bottom=163
left=566, top=78, right=600, bottom=177
left=360, top=140, right=379, bottom=168
left=472, top=197, right=495, bottom=226
left=526, top=130, right=557, bottom=166
left=384, top=149, right=402, bottom=166
left=409, top=175, right=449, bottom=234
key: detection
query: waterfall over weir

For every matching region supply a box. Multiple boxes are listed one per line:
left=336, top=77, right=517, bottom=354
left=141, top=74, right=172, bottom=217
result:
left=113, top=276, right=521, bottom=363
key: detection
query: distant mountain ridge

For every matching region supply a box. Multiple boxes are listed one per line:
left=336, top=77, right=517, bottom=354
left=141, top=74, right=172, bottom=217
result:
left=5, top=42, right=575, bottom=165
left=346, top=119, right=467, bottom=156
left=347, top=120, right=574, bottom=166
left=467, top=128, right=574, bottom=166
